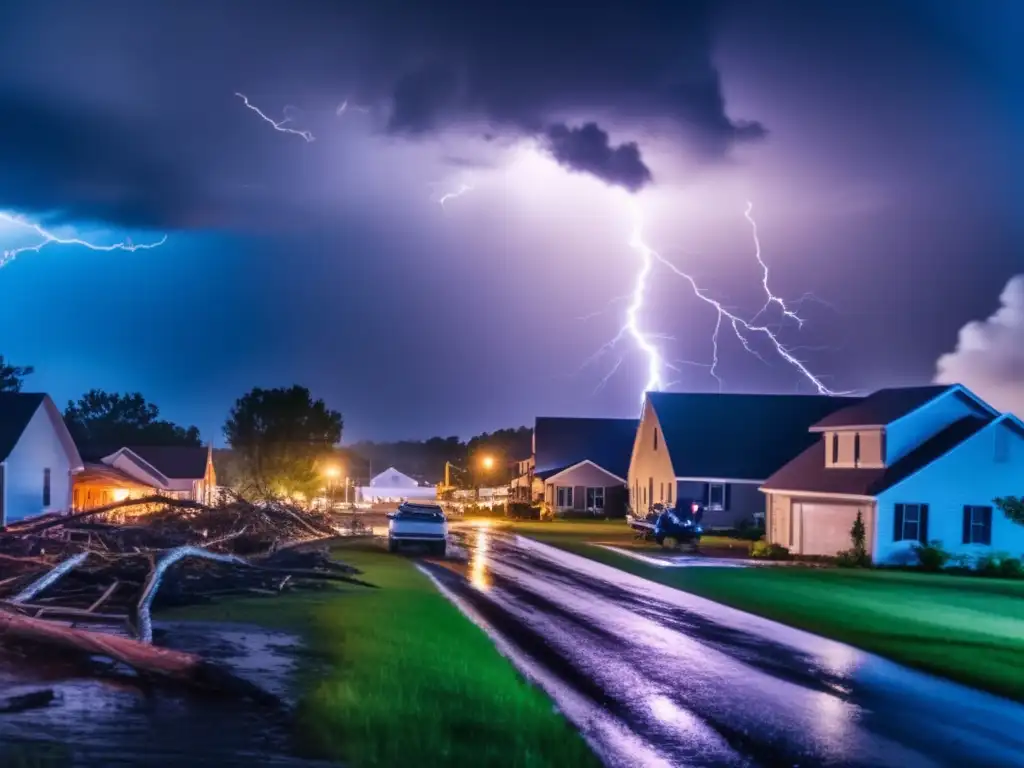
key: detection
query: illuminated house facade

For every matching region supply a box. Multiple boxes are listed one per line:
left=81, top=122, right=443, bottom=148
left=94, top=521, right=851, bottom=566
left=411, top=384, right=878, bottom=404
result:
left=0, top=393, right=83, bottom=525
left=72, top=445, right=217, bottom=511
left=761, top=384, right=1024, bottom=564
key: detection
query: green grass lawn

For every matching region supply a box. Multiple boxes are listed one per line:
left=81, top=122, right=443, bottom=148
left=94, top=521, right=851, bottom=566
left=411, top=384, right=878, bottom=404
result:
left=164, top=545, right=599, bottom=768
left=543, top=541, right=1024, bottom=702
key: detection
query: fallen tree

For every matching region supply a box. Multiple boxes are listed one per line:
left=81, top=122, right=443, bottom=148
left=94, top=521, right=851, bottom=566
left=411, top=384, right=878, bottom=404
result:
left=0, top=494, right=376, bottom=705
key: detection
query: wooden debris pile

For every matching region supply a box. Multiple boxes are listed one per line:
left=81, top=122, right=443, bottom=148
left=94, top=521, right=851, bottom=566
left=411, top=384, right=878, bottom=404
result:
left=0, top=495, right=376, bottom=703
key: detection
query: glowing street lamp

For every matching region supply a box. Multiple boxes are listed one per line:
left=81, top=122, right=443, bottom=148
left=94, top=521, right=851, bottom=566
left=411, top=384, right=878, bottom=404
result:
left=481, top=455, right=494, bottom=471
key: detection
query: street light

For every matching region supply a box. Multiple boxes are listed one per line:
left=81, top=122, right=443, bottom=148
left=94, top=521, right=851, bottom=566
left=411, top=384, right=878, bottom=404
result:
left=481, top=455, right=494, bottom=470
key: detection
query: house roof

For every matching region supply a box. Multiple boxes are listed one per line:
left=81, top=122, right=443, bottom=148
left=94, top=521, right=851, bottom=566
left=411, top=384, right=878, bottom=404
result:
left=0, top=393, right=46, bottom=462
left=646, top=392, right=861, bottom=481
left=534, top=417, right=639, bottom=479
left=761, top=414, right=994, bottom=496
left=535, top=464, right=572, bottom=481
left=122, top=445, right=209, bottom=480
left=808, top=385, right=983, bottom=430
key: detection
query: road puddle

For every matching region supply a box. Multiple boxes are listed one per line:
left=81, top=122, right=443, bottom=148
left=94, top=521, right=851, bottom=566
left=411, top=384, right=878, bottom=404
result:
left=0, top=621, right=331, bottom=767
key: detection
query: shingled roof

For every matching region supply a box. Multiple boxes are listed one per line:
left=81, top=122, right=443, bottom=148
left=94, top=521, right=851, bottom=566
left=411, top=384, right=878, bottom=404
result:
left=761, top=414, right=995, bottom=496
left=646, top=392, right=861, bottom=481
left=123, top=445, right=209, bottom=480
left=0, top=393, right=46, bottom=462
left=808, top=385, right=993, bottom=430
left=534, top=417, right=639, bottom=480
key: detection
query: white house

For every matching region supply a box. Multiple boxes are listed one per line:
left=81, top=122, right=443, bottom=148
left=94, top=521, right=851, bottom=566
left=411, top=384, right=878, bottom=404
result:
left=761, top=384, right=1024, bottom=564
left=0, top=393, right=83, bottom=525
left=359, top=466, right=436, bottom=502
left=93, top=445, right=217, bottom=505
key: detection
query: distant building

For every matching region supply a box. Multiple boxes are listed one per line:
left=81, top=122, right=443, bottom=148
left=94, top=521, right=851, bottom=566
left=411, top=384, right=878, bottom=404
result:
left=73, top=445, right=217, bottom=510
left=359, top=466, right=436, bottom=503
left=0, top=393, right=83, bottom=524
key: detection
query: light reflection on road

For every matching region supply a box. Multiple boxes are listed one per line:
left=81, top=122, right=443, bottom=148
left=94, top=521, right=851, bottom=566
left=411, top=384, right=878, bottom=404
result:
left=426, top=528, right=1024, bottom=768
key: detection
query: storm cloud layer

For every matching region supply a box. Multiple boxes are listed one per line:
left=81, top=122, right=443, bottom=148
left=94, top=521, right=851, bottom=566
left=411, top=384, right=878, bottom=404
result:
left=0, top=0, right=763, bottom=227
left=936, top=275, right=1024, bottom=417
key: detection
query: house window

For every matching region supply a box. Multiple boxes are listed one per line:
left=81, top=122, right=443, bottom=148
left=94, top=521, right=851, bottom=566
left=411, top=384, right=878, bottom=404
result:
left=854, top=433, right=861, bottom=465
left=557, top=486, right=573, bottom=508
left=894, top=503, right=928, bottom=542
left=585, top=487, right=605, bottom=510
left=42, top=468, right=51, bottom=507
left=708, top=483, right=726, bottom=511
left=831, top=433, right=839, bottom=464
left=963, top=505, right=993, bottom=545
left=653, top=428, right=659, bottom=451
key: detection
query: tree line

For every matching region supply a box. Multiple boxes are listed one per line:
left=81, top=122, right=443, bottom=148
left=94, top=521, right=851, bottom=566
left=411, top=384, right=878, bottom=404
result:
left=2, top=354, right=529, bottom=499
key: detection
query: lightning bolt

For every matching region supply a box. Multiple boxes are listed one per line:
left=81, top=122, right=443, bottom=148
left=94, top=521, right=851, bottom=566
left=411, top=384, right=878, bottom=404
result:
left=336, top=100, right=370, bottom=116
left=438, top=184, right=473, bottom=207
left=235, top=92, right=315, bottom=142
left=745, top=200, right=803, bottom=326
left=612, top=197, right=836, bottom=400
left=0, top=211, right=167, bottom=268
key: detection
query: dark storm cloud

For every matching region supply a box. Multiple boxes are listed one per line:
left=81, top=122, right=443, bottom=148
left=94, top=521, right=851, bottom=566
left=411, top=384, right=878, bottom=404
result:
left=544, top=123, right=652, bottom=191
left=0, top=0, right=764, bottom=225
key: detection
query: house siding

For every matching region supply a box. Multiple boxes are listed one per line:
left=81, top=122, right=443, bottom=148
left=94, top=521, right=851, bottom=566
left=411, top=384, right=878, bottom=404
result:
left=677, top=480, right=761, bottom=529
left=627, top=401, right=675, bottom=514
left=545, top=462, right=624, bottom=512
left=4, top=404, right=73, bottom=524
left=885, top=390, right=990, bottom=464
left=874, top=419, right=1024, bottom=565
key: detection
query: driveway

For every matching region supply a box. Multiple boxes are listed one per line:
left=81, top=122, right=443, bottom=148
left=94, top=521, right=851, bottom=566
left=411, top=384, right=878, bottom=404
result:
left=421, top=527, right=1024, bottom=768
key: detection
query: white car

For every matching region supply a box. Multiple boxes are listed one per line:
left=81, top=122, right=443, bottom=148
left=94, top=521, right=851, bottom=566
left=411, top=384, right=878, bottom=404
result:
left=387, top=502, right=448, bottom=556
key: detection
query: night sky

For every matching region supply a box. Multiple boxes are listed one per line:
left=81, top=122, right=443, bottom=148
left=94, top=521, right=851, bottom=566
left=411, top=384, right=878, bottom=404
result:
left=1, top=1, right=1022, bottom=443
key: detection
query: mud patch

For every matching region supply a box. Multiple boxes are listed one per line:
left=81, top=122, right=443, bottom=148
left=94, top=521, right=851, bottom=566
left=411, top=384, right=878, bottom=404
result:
left=0, top=621, right=331, bottom=767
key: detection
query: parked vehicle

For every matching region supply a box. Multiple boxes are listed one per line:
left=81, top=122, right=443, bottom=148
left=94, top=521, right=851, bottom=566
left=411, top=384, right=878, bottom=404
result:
left=387, top=502, right=448, bottom=556
left=627, top=501, right=704, bottom=549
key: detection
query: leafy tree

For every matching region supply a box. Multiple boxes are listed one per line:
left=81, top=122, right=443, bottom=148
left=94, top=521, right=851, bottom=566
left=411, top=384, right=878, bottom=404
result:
left=0, top=355, right=33, bottom=393
left=64, top=390, right=201, bottom=448
left=994, top=496, right=1024, bottom=526
left=223, top=385, right=343, bottom=499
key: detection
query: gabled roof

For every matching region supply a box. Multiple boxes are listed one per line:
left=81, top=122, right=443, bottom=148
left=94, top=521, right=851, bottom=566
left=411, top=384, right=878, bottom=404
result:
left=122, top=445, right=209, bottom=480
left=534, top=416, right=639, bottom=479
left=75, top=462, right=155, bottom=489
left=761, top=414, right=994, bottom=496
left=0, top=393, right=83, bottom=468
left=0, top=393, right=46, bottom=461
left=646, top=392, right=861, bottom=481
left=808, top=384, right=995, bottom=430
left=538, top=459, right=626, bottom=485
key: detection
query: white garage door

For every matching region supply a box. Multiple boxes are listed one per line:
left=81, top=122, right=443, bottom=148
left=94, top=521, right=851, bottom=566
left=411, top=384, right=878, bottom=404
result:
left=796, top=502, right=860, bottom=556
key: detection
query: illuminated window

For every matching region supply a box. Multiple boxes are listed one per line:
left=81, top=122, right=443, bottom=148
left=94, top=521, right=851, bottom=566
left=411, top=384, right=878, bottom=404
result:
left=708, top=483, right=726, bottom=510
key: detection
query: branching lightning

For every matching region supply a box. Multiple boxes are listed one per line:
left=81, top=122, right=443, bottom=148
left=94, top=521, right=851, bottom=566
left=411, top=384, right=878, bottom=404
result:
left=605, top=197, right=836, bottom=400
left=336, top=100, right=370, bottom=116
left=0, top=211, right=167, bottom=268
left=235, top=92, right=315, bottom=142
left=745, top=200, right=803, bottom=326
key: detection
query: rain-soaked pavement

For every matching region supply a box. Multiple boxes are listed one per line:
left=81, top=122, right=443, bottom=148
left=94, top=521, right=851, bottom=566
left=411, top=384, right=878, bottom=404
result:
left=0, top=621, right=333, bottom=767
left=423, top=525, right=1024, bottom=768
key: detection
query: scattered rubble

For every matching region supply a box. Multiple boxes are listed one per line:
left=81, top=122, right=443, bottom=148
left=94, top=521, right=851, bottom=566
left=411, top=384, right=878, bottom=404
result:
left=0, top=494, right=376, bottom=704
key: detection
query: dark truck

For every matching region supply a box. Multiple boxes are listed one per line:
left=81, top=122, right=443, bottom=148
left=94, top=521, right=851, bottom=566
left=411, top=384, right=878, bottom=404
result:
left=627, top=500, right=705, bottom=549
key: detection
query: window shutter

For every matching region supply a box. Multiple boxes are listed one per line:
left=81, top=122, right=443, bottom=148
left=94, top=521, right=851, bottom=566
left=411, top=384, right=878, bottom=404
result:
left=962, top=506, right=971, bottom=544
left=984, top=506, right=993, bottom=545
left=919, top=504, right=929, bottom=544
left=893, top=504, right=904, bottom=541
left=724, top=484, right=732, bottom=511
left=574, top=486, right=584, bottom=510
left=702, top=483, right=711, bottom=507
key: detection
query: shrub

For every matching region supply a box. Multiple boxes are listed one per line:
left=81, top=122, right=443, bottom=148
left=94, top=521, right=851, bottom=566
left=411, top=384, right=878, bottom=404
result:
left=913, top=540, right=951, bottom=572
left=506, top=502, right=536, bottom=520
left=750, top=538, right=790, bottom=560
left=733, top=518, right=766, bottom=541
left=976, top=551, right=1023, bottom=578
left=835, top=548, right=870, bottom=568
left=538, top=502, right=555, bottom=522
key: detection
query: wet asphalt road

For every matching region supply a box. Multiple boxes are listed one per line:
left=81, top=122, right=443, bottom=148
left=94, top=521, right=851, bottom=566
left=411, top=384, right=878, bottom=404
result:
left=422, top=527, right=1024, bottom=768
